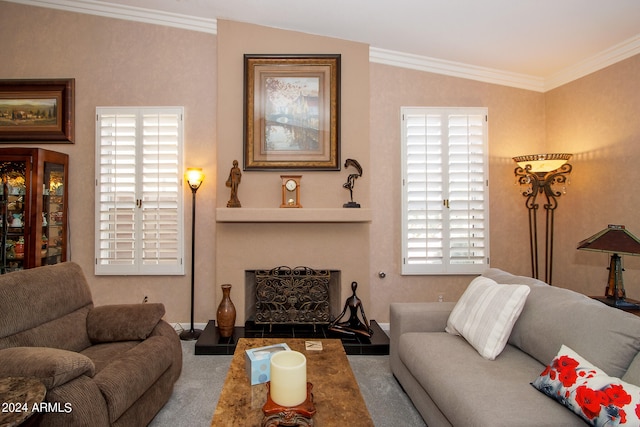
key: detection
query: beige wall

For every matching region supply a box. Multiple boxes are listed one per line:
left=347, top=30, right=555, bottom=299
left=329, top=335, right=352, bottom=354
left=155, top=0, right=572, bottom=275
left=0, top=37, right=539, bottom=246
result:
left=546, top=55, right=640, bottom=297
left=214, top=21, right=371, bottom=323
left=2, top=2, right=639, bottom=326
left=0, top=2, right=218, bottom=324
left=216, top=20, right=370, bottom=209
left=368, top=64, right=547, bottom=318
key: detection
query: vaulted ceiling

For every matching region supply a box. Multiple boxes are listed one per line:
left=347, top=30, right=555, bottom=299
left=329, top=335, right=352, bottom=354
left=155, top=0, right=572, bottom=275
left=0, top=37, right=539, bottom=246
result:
left=6, top=0, right=640, bottom=91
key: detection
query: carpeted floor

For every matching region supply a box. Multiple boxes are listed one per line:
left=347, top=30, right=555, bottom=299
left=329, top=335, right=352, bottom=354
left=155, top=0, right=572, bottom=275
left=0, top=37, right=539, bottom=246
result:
left=149, top=340, right=426, bottom=426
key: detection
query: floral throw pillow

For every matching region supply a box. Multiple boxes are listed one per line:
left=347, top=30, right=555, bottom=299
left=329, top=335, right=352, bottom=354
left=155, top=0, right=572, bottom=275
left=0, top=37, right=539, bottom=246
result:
left=532, top=344, right=640, bottom=426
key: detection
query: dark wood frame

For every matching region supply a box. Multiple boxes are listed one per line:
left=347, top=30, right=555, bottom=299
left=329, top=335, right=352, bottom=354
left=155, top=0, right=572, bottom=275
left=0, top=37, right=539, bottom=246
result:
left=244, top=54, right=340, bottom=170
left=0, top=79, right=75, bottom=143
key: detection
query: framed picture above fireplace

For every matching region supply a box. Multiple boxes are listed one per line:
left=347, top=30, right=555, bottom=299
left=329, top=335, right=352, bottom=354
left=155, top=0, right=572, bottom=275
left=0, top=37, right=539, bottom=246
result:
left=243, top=54, right=340, bottom=170
left=0, top=79, right=75, bottom=143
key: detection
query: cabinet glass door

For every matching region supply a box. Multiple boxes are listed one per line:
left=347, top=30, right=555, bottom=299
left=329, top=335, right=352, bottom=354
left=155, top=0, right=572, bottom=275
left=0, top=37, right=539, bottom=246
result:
left=1, top=161, right=28, bottom=273
left=43, top=161, right=65, bottom=266
left=0, top=149, right=68, bottom=273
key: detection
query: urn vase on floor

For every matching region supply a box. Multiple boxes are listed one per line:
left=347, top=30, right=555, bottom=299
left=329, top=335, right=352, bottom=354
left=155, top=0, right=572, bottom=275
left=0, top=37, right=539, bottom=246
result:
left=216, top=284, right=236, bottom=337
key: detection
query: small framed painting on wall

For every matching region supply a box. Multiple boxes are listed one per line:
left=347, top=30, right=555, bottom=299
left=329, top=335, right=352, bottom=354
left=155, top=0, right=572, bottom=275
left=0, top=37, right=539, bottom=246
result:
left=0, top=79, right=75, bottom=143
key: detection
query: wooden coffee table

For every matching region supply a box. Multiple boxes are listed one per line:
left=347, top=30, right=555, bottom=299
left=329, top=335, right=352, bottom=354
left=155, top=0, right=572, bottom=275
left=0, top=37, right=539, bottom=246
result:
left=211, top=338, right=373, bottom=426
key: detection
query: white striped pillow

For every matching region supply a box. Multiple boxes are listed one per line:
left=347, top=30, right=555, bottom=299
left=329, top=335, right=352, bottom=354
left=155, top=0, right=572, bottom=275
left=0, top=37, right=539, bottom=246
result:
left=445, top=276, right=530, bottom=360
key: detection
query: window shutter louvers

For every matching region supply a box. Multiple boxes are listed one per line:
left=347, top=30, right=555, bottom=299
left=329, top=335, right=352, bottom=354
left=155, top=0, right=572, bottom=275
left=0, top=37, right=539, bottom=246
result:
left=141, top=112, right=181, bottom=267
left=96, top=108, right=184, bottom=275
left=402, top=107, right=489, bottom=275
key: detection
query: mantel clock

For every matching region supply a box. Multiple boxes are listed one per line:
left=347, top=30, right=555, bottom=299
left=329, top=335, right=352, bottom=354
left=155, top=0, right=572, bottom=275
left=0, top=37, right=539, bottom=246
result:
left=280, top=175, right=302, bottom=208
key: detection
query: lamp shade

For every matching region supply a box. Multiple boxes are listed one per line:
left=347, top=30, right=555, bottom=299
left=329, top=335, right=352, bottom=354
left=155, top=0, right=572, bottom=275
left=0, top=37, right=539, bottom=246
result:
left=185, top=168, right=204, bottom=190
left=577, top=225, right=640, bottom=257
left=513, top=153, right=572, bottom=173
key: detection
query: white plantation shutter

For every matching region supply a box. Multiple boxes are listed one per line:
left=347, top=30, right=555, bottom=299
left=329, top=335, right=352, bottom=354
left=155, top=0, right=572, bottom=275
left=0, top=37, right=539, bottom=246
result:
left=96, top=107, right=184, bottom=275
left=401, top=107, right=489, bottom=275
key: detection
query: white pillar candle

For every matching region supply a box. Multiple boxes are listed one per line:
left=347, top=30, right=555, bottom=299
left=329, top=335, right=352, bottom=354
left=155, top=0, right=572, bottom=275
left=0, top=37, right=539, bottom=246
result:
left=269, top=350, right=307, bottom=407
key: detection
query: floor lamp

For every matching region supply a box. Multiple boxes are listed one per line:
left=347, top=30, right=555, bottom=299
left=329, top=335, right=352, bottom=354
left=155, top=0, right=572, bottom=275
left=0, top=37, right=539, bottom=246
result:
left=513, top=153, right=572, bottom=285
left=180, top=168, right=204, bottom=341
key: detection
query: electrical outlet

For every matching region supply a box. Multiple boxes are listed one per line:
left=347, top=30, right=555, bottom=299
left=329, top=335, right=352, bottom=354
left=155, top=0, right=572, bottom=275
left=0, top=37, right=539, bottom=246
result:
left=437, top=293, right=444, bottom=303
left=142, top=296, right=148, bottom=303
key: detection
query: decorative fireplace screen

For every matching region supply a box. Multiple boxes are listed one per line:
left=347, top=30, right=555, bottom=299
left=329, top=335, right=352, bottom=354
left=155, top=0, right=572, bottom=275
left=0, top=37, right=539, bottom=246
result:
left=254, top=266, right=331, bottom=326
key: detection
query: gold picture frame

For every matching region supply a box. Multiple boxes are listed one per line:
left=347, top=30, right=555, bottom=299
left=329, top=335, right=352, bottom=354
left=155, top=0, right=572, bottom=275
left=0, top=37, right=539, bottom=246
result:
left=0, top=79, right=75, bottom=143
left=244, top=54, right=340, bottom=170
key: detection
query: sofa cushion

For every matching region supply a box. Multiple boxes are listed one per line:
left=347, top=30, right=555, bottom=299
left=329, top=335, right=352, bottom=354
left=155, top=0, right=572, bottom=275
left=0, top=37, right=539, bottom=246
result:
left=622, top=353, right=640, bottom=386
left=483, top=268, right=549, bottom=287
left=0, top=306, right=92, bottom=352
left=532, top=344, right=640, bottom=426
left=398, top=332, right=585, bottom=426
left=508, top=284, right=640, bottom=378
left=87, top=303, right=165, bottom=343
left=81, top=341, right=140, bottom=373
left=445, top=276, right=530, bottom=360
left=0, top=262, right=93, bottom=339
left=0, top=262, right=93, bottom=351
left=93, top=335, right=173, bottom=422
left=0, top=346, right=95, bottom=388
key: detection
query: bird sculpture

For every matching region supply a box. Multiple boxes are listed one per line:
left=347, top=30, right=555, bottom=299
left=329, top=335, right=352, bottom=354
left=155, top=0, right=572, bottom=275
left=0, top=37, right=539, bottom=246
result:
left=343, top=158, right=363, bottom=208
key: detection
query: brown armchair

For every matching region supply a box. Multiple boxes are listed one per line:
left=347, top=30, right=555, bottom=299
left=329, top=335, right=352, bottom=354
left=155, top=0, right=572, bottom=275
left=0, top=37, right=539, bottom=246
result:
left=0, top=262, right=182, bottom=426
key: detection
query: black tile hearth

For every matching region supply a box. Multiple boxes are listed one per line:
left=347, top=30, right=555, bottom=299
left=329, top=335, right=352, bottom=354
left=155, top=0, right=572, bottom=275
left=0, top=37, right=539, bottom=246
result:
left=194, top=320, right=389, bottom=356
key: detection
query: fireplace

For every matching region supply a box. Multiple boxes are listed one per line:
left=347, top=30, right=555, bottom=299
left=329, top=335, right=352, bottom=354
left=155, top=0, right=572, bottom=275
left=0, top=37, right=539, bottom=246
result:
left=245, top=266, right=341, bottom=329
left=195, top=265, right=389, bottom=356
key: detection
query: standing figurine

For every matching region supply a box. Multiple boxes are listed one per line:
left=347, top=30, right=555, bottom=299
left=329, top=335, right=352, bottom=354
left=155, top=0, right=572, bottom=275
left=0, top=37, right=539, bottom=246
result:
left=226, top=160, right=242, bottom=208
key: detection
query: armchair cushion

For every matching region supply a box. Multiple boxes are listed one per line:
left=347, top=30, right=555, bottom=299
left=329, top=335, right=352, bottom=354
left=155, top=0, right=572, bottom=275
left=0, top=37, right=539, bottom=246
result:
left=87, top=303, right=165, bottom=343
left=0, top=347, right=95, bottom=388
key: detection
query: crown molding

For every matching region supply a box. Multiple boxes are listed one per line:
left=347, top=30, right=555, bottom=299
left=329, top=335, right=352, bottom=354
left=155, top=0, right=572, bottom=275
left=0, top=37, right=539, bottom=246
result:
left=369, top=47, right=546, bottom=92
left=4, top=0, right=217, bottom=34
left=544, top=34, right=640, bottom=91
left=371, top=35, right=640, bottom=93
left=7, top=0, right=639, bottom=92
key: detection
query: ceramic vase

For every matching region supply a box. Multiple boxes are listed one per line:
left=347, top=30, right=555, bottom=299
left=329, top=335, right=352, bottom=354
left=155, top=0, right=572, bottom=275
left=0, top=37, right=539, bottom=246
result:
left=216, top=284, right=236, bottom=338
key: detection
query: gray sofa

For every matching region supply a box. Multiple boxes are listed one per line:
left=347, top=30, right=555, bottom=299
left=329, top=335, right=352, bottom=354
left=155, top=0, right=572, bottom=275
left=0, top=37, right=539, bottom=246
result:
left=0, top=262, right=182, bottom=426
left=390, top=268, right=640, bottom=426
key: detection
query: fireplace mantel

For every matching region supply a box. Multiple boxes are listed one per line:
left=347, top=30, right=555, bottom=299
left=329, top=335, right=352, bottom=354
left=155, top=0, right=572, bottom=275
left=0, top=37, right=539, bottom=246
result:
left=215, top=208, right=372, bottom=223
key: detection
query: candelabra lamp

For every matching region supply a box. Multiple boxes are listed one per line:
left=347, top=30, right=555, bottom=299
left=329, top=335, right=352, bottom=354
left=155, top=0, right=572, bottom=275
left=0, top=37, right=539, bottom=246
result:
left=513, top=153, right=572, bottom=284
left=578, top=224, right=640, bottom=309
left=180, top=168, right=204, bottom=341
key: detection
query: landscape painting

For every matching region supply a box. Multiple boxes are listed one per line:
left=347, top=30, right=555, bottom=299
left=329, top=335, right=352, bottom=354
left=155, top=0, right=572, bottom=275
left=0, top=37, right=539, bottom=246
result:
left=0, top=79, right=74, bottom=143
left=0, top=96, right=59, bottom=128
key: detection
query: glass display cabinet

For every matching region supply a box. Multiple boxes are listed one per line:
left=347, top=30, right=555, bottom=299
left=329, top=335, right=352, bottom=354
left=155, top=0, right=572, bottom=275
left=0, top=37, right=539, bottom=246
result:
left=0, top=148, right=68, bottom=273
